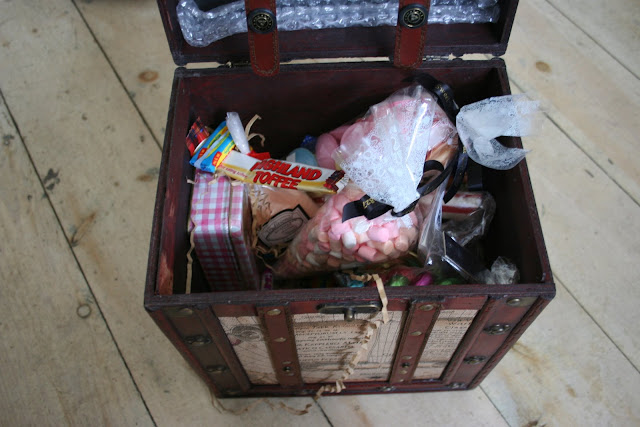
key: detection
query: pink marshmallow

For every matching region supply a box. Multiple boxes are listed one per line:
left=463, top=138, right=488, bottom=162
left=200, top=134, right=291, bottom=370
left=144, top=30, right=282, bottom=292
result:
left=330, top=220, right=351, bottom=236
left=317, top=231, right=329, bottom=243
left=367, top=241, right=393, bottom=257
left=372, top=251, right=388, bottom=263
left=398, top=226, right=417, bottom=242
left=328, top=208, right=341, bottom=222
left=368, top=226, right=390, bottom=242
left=357, top=245, right=378, bottom=262
left=394, top=235, right=409, bottom=252
left=387, top=248, right=400, bottom=259
left=317, top=241, right=330, bottom=252
left=328, top=230, right=341, bottom=241
left=379, top=240, right=395, bottom=255
left=383, top=222, right=400, bottom=239
left=319, top=216, right=332, bottom=232
left=356, top=232, right=370, bottom=245
left=413, top=272, right=434, bottom=286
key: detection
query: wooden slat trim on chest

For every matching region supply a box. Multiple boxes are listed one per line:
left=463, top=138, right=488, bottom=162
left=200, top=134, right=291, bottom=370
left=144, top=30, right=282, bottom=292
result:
left=258, top=305, right=304, bottom=387
left=388, top=299, right=441, bottom=384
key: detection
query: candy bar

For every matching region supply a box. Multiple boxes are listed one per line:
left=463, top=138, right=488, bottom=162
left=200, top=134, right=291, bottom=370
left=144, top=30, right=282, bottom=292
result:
left=218, top=150, right=347, bottom=194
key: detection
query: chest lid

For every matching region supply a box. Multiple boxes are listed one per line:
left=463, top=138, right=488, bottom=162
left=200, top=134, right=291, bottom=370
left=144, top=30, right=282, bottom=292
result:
left=157, top=0, right=519, bottom=71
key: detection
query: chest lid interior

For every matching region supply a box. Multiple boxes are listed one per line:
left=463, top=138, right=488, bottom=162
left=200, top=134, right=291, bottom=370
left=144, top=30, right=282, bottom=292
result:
left=157, top=0, right=520, bottom=66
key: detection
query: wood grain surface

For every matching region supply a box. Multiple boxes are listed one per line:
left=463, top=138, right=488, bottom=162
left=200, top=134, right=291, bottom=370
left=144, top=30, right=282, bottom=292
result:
left=0, top=0, right=638, bottom=425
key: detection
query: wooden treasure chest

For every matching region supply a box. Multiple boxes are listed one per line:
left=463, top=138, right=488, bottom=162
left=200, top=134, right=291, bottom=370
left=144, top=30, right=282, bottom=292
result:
left=145, top=0, right=555, bottom=398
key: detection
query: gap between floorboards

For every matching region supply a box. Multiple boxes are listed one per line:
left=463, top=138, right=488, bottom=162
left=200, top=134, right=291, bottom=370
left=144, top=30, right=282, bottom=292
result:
left=0, top=88, right=159, bottom=427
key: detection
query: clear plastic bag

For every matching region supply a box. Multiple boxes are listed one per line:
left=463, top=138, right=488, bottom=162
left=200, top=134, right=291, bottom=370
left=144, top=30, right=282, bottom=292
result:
left=177, top=0, right=501, bottom=47
left=442, top=191, right=495, bottom=246
left=456, top=94, right=542, bottom=170
left=273, top=85, right=458, bottom=278
left=273, top=182, right=423, bottom=277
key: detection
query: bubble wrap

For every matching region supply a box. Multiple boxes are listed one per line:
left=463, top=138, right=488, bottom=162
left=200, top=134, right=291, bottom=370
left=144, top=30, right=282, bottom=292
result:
left=456, top=94, right=541, bottom=170
left=177, top=0, right=501, bottom=47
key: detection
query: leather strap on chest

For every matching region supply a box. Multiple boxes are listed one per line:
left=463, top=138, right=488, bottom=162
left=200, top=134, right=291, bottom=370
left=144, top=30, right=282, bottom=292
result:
left=394, top=0, right=432, bottom=69
left=244, top=0, right=280, bottom=77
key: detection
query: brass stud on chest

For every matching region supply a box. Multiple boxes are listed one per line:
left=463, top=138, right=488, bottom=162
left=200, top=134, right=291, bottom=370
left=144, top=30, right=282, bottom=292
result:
left=483, top=324, right=512, bottom=335
left=399, top=4, right=428, bottom=28
left=248, top=9, right=276, bottom=34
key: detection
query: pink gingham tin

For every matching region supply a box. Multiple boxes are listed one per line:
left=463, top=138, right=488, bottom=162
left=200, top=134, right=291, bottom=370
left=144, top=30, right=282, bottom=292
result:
left=189, top=170, right=260, bottom=291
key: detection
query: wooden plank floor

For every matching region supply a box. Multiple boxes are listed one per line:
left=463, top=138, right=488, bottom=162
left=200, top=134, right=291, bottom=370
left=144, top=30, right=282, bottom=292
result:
left=1, top=1, right=638, bottom=425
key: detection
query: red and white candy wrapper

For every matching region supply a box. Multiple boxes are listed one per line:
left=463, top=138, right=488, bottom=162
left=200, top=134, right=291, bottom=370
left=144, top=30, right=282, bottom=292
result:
left=188, top=170, right=260, bottom=290
left=273, top=183, right=422, bottom=277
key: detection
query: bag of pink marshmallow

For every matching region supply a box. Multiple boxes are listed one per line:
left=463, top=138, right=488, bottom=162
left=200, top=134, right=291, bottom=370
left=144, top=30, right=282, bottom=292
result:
left=273, top=84, right=458, bottom=278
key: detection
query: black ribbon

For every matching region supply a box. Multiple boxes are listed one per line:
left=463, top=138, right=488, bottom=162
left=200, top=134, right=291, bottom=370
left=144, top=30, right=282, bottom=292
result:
left=342, top=159, right=453, bottom=222
left=443, top=141, right=468, bottom=203
left=406, top=74, right=459, bottom=122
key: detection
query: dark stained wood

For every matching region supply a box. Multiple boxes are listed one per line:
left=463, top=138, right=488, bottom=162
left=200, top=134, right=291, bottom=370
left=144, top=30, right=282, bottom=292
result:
left=162, top=308, right=247, bottom=392
left=197, top=308, right=252, bottom=392
left=257, top=305, right=305, bottom=387
left=449, top=296, right=554, bottom=387
left=440, top=297, right=500, bottom=384
left=149, top=310, right=223, bottom=394
left=467, top=296, right=553, bottom=389
left=388, top=300, right=442, bottom=384
left=143, top=29, right=556, bottom=396
left=157, top=0, right=519, bottom=66
left=145, top=73, right=180, bottom=299
left=147, top=283, right=555, bottom=313
left=155, top=76, right=191, bottom=295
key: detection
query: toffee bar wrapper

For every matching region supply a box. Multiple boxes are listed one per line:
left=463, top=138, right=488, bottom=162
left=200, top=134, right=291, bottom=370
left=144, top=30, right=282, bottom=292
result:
left=189, top=170, right=260, bottom=291
left=218, top=150, right=347, bottom=194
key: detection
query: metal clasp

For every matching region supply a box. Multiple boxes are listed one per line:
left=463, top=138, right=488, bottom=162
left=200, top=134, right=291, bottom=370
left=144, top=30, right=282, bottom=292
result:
left=317, top=302, right=382, bottom=322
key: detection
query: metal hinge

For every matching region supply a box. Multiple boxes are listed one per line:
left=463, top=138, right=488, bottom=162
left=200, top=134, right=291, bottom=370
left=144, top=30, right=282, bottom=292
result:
left=423, top=54, right=457, bottom=62
left=226, top=60, right=252, bottom=69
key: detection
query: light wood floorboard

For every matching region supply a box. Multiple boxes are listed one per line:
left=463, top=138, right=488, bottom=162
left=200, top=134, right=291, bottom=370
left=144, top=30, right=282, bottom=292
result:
left=0, top=0, right=638, bottom=425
